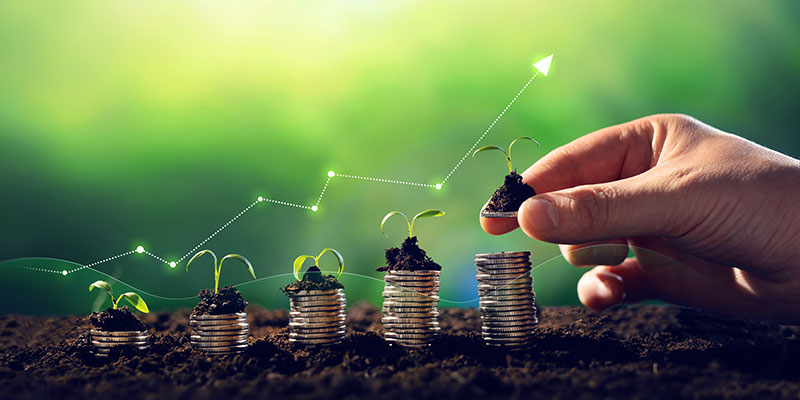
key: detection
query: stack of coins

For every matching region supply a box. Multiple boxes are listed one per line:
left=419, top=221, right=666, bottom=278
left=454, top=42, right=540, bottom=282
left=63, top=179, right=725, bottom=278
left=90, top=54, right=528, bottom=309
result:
left=475, top=251, right=538, bottom=349
left=287, top=289, right=346, bottom=346
left=90, top=329, right=147, bottom=357
left=190, top=313, right=249, bottom=354
left=381, top=270, right=441, bottom=347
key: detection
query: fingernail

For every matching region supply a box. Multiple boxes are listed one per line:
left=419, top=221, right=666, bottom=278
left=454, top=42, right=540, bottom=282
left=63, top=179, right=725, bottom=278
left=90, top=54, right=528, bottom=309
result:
left=524, top=198, right=559, bottom=233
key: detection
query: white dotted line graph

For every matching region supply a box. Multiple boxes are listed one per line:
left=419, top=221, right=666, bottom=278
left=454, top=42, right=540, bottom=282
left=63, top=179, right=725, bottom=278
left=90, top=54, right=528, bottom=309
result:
left=14, top=55, right=553, bottom=276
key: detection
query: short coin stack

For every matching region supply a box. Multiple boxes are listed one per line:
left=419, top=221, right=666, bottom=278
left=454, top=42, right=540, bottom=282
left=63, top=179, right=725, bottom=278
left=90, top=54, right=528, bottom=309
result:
left=90, top=329, right=147, bottom=357
left=381, top=270, right=441, bottom=347
left=287, top=289, right=347, bottom=346
left=189, top=313, right=249, bottom=354
left=475, top=251, right=538, bottom=349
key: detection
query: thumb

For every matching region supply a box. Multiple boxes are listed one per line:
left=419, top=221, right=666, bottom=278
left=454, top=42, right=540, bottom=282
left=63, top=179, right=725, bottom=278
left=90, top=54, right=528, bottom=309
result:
left=517, top=172, right=681, bottom=244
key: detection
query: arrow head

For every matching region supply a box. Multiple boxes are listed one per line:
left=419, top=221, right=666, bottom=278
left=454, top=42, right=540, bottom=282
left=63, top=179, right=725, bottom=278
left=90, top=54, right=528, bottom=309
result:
left=533, top=54, right=553, bottom=76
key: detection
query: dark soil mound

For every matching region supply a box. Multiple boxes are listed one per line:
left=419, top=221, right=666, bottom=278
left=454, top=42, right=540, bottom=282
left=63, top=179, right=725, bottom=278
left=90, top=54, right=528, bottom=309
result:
left=88, top=306, right=146, bottom=331
left=191, top=286, right=248, bottom=316
left=485, top=171, right=536, bottom=212
left=282, top=266, right=344, bottom=292
left=2, top=305, right=800, bottom=400
left=377, top=236, right=441, bottom=272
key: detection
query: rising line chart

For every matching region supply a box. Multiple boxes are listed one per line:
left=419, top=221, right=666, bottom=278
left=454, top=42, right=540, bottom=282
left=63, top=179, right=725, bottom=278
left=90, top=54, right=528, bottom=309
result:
left=13, top=55, right=554, bottom=277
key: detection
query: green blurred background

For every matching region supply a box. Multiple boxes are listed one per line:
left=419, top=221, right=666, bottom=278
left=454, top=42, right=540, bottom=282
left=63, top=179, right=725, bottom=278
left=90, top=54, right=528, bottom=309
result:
left=1, top=0, right=798, bottom=315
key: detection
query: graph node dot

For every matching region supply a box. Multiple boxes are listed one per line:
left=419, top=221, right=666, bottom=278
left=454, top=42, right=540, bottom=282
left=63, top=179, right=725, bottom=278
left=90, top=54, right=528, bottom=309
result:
left=61, top=270, right=68, bottom=276
left=169, top=261, right=177, bottom=268
left=435, top=183, right=442, bottom=190
left=328, top=171, right=335, bottom=178
left=135, top=246, right=145, bottom=254
left=311, top=205, right=319, bottom=212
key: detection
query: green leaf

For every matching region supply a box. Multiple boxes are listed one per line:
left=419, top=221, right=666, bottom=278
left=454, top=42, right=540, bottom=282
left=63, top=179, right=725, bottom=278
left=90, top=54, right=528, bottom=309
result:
left=219, top=254, right=256, bottom=280
left=88, top=280, right=112, bottom=294
left=118, top=292, right=149, bottom=313
left=409, top=209, right=445, bottom=237
left=472, top=145, right=507, bottom=158
left=508, top=136, right=540, bottom=162
left=293, top=255, right=315, bottom=281
left=380, top=211, right=409, bottom=238
left=186, top=249, right=217, bottom=273
left=317, top=248, right=344, bottom=277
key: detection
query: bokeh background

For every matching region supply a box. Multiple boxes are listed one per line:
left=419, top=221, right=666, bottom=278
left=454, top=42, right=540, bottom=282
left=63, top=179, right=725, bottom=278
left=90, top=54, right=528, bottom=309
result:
left=1, top=0, right=798, bottom=315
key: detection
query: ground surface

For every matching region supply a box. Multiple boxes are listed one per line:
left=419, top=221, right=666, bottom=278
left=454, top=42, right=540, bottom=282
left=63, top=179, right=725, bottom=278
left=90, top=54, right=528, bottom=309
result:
left=1, top=304, right=799, bottom=400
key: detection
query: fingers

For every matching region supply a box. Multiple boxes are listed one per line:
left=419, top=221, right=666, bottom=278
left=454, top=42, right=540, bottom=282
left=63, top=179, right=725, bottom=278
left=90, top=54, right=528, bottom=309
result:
left=559, top=240, right=629, bottom=267
left=575, top=238, right=796, bottom=322
left=521, top=115, right=664, bottom=194
left=480, top=115, right=667, bottom=236
left=517, top=171, right=678, bottom=244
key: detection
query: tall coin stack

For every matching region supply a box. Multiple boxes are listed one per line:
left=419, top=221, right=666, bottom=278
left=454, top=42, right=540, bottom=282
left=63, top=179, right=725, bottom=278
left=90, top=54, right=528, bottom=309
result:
left=287, top=289, right=347, bottom=346
left=190, top=313, right=249, bottom=354
left=90, top=329, right=147, bottom=357
left=381, top=270, right=441, bottom=347
left=475, top=251, right=538, bottom=349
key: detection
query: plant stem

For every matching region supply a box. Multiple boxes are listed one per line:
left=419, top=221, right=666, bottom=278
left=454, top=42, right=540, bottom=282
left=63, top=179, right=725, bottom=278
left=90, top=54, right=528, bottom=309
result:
left=506, top=156, right=513, bottom=174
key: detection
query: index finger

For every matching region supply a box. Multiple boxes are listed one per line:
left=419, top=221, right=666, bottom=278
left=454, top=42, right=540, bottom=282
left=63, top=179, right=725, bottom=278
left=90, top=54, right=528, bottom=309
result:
left=480, top=115, right=662, bottom=235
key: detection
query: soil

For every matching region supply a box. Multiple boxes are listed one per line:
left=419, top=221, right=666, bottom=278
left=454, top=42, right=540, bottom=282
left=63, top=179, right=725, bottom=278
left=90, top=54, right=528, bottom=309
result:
left=192, top=286, right=248, bottom=316
left=2, top=304, right=800, bottom=399
left=282, top=266, right=344, bottom=292
left=377, top=236, right=442, bottom=272
left=88, top=306, right=146, bottom=331
left=485, top=171, right=536, bottom=212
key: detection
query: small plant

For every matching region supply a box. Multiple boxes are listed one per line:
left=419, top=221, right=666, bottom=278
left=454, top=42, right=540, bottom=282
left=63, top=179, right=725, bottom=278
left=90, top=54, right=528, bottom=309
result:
left=377, top=209, right=445, bottom=272
left=472, top=136, right=540, bottom=173
left=187, top=250, right=255, bottom=294
left=472, top=137, right=540, bottom=214
left=89, top=280, right=149, bottom=313
left=292, top=248, right=344, bottom=282
left=380, top=209, right=445, bottom=239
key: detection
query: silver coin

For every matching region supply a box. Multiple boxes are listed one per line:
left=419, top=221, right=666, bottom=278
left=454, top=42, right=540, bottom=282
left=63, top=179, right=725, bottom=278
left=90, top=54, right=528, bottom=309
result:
left=290, top=337, right=343, bottom=344
left=475, top=251, right=530, bottom=259
left=479, top=208, right=518, bottom=219
left=384, top=337, right=433, bottom=345
left=289, top=330, right=345, bottom=339
left=190, top=312, right=247, bottom=320
left=384, top=283, right=440, bottom=291
left=191, top=322, right=248, bottom=330
left=89, top=329, right=147, bottom=337
left=481, top=324, right=536, bottom=333
left=385, top=270, right=440, bottom=276
left=193, top=342, right=248, bottom=350
left=383, top=276, right=439, bottom=285
left=286, top=289, right=343, bottom=296
left=289, top=310, right=347, bottom=318
left=190, top=332, right=248, bottom=341
left=289, top=294, right=346, bottom=302
left=383, top=288, right=439, bottom=296
left=90, top=335, right=147, bottom=343
left=289, top=314, right=346, bottom=322
left=290, top=306, right=345, bottom=313
left=384, top=332, right=435, bottom=339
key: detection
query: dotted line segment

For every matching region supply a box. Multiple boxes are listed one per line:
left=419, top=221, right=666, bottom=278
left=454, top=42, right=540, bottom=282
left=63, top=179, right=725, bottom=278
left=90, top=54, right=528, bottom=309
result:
left=336, top=173, right=435, bottom=188
left=315, top=177, right=332, bottom=206
left=178, top=200, right=260, bottom=263
left=145, top=251, right=169, bottom=265
left=441, top=71, right=540, bottom=184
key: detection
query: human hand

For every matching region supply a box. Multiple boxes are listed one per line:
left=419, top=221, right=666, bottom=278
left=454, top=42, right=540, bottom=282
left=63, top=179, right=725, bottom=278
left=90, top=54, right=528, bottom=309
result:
left=481, top=114, right=800, bottom=323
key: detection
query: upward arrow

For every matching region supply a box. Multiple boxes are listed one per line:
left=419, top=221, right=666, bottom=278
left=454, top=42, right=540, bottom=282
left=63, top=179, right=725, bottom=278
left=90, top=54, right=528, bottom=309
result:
left=533, top=54, right=553, bottom=76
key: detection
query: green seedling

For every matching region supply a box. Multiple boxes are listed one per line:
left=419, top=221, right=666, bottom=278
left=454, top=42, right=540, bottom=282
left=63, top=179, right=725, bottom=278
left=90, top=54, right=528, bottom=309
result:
left=187, top=250, right=256, bottom=294
left=381, top=209, right=445, bottom=239
left=88, top=280, right=149, bottom=313
left=293, top=248, right=344, bottom=281
left=472, top=136, right=540, bottom=173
